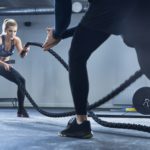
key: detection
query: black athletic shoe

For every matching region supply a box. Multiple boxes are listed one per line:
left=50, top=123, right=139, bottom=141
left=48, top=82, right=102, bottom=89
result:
left=59, top=118, right=93, bottom=139
left=17, top=108, right=29, bottom=118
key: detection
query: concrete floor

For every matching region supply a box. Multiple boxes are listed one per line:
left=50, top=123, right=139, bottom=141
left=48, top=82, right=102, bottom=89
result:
left=0, top=108, right=150, bottom=150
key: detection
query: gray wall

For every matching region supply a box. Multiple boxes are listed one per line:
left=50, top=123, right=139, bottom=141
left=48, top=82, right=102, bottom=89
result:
left=0, top=14, right=150, bottom=108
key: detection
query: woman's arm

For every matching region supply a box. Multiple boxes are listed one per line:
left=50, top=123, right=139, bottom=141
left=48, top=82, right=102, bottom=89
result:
left=43, top=0, right=72, bottom=49
left=53, top=0, right=72, bottom=39
left=15, top=37, right=29, bottom=57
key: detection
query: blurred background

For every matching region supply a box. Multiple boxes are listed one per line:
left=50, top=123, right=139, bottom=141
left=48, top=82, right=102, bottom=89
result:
left=0, top=0, right=149, bottom=109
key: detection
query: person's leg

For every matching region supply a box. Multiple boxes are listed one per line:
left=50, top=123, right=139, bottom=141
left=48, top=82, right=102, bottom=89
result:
left=0, top=66, right=29, bottom=117
left=135, top=43, right=150, bottom=80
left=15, top=72, right=29, bottom=117
left=59, top=25, right=110, bottom=138
left=69, top=25, right=110, bottom=122
left=68, top=0, right=125, bottom=124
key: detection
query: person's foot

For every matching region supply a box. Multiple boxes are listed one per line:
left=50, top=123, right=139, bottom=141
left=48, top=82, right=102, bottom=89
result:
left=59, top=118, right=93, bottom=139
left=17, top=108, right=29, bottom=118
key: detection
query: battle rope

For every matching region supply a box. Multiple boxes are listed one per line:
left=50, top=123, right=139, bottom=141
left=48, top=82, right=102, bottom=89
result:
left=24, top=42, right=143, bottom=114
left=16, top=41, right=150, bottom=133
left=89, top=111, right=150, bottom=133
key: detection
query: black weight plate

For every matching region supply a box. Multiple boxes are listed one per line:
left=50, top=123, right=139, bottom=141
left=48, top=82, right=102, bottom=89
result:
left=133, top=87, right=150, bottom=115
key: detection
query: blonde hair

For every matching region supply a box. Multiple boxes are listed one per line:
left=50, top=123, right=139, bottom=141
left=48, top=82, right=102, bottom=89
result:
left=2, top=18, right=18, bottom=34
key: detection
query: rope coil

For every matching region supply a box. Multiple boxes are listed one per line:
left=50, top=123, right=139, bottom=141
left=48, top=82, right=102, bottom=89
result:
left=13, top=41, right=150, bottom=133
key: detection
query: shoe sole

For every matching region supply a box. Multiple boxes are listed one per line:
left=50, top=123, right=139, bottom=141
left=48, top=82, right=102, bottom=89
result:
left=58, top=132, right=93, bottom=139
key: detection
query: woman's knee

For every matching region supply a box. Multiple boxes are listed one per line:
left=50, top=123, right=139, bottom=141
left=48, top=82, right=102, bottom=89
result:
left=68, top=25, right=92, bottom=66
left=68, top=49, right=87, bottom=68
left=18, top=77, right=26, bottom=87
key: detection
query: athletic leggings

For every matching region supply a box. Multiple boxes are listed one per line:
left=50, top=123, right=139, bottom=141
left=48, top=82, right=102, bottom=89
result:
left=0, top=65, right=25, bottom=110
left=69, top=25, right=150, bottom=115
left=69, top=25, right=110, bottom=115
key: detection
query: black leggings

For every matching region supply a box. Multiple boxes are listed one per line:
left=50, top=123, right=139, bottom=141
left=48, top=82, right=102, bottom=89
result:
left=135, top=44, right=150, bottom=80
left=69, top=25, right=110, bottom=115
left=0, top=66, right=25, bottom=110
left=69, top=25, right=150, bottom=115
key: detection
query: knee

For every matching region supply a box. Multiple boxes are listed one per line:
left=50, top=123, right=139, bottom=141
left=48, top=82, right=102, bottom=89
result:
left=68, top=48, right=87, bottom=67
left=69, top=53, right=86, bottom=70
left=18, top=77, right=26, bottom=87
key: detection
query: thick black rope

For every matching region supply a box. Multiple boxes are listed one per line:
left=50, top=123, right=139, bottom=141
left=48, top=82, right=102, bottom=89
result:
left=18, top=65, right=142, bottom=118
left=17, top=26, right=150, bottom=133
left=25, top=42, right=143, bottom=112
left=25, top=42, right=69, bottom=71
left=88, top=70, right=143, bottom=110
left=89, top=111, right=150, bottom=133
left=16, top=41, right=150, bottom=133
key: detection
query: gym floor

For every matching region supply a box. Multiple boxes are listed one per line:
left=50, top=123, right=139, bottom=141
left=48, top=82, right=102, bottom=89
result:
left=0, top=108, right=150, bottom=150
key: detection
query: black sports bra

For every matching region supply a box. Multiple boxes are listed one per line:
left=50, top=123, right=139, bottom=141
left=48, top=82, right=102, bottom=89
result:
left=0, top=35, right=15, bottom=57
